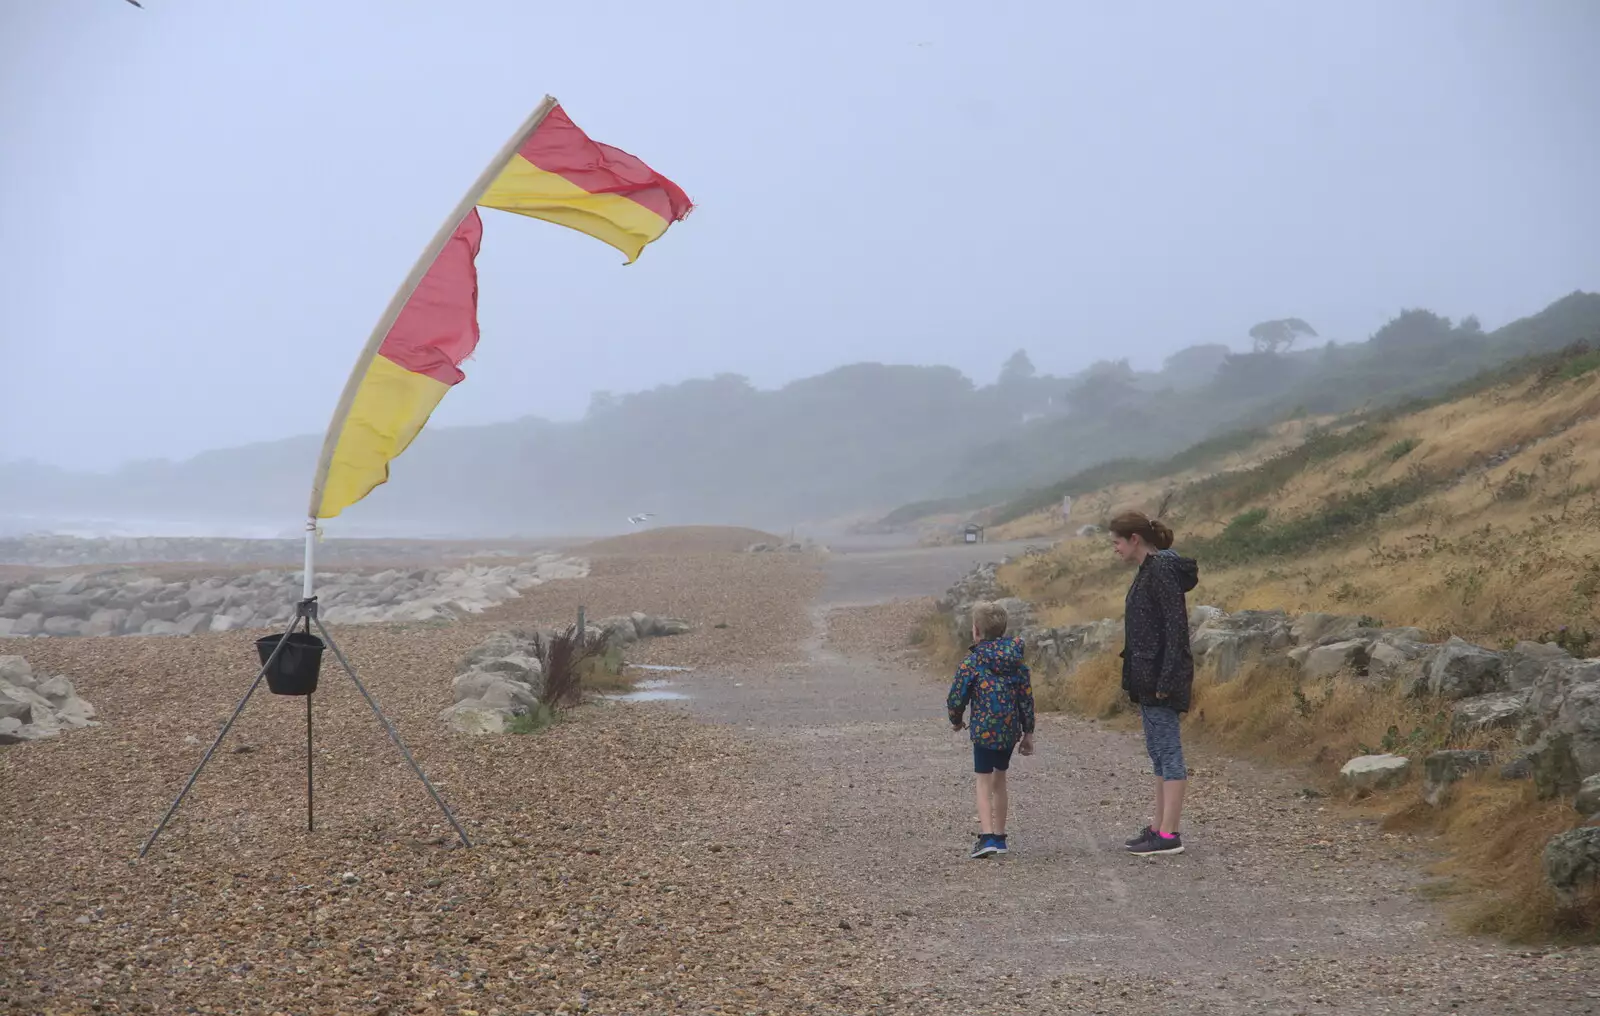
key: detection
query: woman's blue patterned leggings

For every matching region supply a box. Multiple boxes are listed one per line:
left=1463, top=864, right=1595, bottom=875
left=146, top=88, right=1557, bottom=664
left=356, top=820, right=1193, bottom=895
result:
left=1141, top=704, right=1187, bottom=780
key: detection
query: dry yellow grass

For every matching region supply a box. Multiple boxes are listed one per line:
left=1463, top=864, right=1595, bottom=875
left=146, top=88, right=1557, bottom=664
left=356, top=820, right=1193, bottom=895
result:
left=999, top=369, right=1600, bottom=647
left=1391, top=778, right=1600, bottom=942
left=1186, top=660, right=1517, bottom=773
left=1034, top=652, right=1126, bottom=718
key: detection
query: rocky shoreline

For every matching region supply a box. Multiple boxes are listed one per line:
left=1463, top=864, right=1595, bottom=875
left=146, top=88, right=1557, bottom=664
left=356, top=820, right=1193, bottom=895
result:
left=0, top=533, right=560, bottom=568
left=0, top=555, right=588, bottom=638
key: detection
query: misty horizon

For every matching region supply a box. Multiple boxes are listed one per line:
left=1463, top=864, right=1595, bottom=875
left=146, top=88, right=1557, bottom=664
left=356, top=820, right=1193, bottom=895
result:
left=0, top=290, right=1584, bottom=480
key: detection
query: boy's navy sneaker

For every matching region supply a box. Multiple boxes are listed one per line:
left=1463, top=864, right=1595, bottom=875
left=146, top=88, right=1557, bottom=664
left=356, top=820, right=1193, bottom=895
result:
left=992, top=834, right=1008, bottom=855
left=1128, top=831, right=1184, bottom=856
left=970, top=836, right=999, bottom=859
left=1124, top=826, right=1154, bottom=848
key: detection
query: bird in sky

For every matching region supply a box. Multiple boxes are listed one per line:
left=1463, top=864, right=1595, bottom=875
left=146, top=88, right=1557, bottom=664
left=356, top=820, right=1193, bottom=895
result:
left=627, top=513, right=655, bottom=526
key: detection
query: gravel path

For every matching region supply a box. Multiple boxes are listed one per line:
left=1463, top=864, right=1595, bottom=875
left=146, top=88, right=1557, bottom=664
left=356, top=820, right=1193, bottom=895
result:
left=668, top=542, right=1600, bottom=1015
left=2, top=539, right=1596, bottom=1014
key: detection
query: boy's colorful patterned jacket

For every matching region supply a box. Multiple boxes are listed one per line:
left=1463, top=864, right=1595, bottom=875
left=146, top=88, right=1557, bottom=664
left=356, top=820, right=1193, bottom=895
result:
left=946, top=636, right=1035, bottom=750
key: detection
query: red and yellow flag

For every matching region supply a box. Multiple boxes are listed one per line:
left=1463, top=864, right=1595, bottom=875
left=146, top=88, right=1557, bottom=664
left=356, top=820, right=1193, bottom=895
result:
left=312, top=101, right=690, bottom=520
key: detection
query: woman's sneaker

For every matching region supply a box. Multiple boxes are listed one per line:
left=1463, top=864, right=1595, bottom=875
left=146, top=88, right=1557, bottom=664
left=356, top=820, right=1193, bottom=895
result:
left=1128, top=832, right=1184, bottom=855
left=970, top=835, right=1000, bottom=859
left=992, top=834, right=1008, bottom=855
left=1124, top=826, right=1155, bottom=848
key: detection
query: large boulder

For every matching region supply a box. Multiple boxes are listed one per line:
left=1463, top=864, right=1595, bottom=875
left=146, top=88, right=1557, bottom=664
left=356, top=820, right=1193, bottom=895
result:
left=142, top=599, right=188, bottom=622
left=49, top=574, right=89, bottom=596
left=462, top=630, right=541, bottom=670
left=105, top=576, right=165, bottom=610
left=83, top=608, right=130, bottom=637
left=1528, top=732, right=1585, bottom=800
left=1290, top=612, right=1362, bottom=647
left=184, top=584, right=229, bottom=612
left=0, top=685, right=31, bottom=724
left=438, top=702, right=515, bottom=736
left=0, top=656, right=35, bottom=688
left=939, top=561, right=1005, bottom=613
left=10, top=613, right=43, bottom=636
left=597, top=616, right=639, bottom=645
left=476, top=653, right=544, bottom=686
left=1575, top=775, right=1600, bottom=818
left=1188, top=605, right=1225, bottom=631
left=1451, top=690, right=1531, bottom=736
left=1504, top=641, right=1570, bottom=690
left=653, top=618, right=693, bottom=637
left=174, top=612, right=213, bottom=636
left=476, top=680, right=540, bottom=713
left=451, top=670, right=506, bottom=703
left=40, top=593, right=95, bottom=619
left=1027, top=619, right=1121, bottom=675
left=1, top=587, right=40, bottom=615
left=1524, top=659, right=1600, bottom=783
left=1299, top=639, right=1372, bottom=680
left=1340, top=753, right=1411, bottom=792
left=1368, top=637, right=1438, bottom=684
left=41, top=616, right=85, bottom=637
left=1422, top=749, right=1494, bottom=807
left=1423, top=637, right=1505, bottom=699
left=0, top=716, right=25, bottom=744
left=1190, top=610, right=1292, bottom=682
left=1543, top=827, right=1600, bottom=901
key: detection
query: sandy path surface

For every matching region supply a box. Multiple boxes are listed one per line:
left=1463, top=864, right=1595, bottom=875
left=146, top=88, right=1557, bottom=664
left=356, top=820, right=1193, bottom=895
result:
left=2, top=540, right=1596, bottom=1014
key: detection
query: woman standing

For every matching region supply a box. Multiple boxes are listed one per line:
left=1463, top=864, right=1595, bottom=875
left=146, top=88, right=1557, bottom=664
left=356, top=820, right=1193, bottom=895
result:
left=1111, top=510, right=1199, bottom=856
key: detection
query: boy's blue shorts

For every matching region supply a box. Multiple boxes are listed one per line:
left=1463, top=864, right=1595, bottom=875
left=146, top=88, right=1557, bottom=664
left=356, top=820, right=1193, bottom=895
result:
left=973, top=743, right=1015, bottom=773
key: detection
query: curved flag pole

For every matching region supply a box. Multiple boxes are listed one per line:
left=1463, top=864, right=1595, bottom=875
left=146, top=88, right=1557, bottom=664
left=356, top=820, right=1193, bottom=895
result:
left=302, top=93, right=561, bottom=585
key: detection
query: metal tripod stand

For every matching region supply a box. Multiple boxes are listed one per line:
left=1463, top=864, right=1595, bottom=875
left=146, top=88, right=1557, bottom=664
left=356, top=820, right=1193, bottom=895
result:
left=139, top=596, right=471, bottom=857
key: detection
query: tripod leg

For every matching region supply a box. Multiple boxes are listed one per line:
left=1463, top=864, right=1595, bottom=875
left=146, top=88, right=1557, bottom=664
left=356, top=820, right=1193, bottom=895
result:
left=306, top=692, right=314, bottom=833
left=310, top=615, right=472, bottom=848
left=138, top=614, right=299, bottom=858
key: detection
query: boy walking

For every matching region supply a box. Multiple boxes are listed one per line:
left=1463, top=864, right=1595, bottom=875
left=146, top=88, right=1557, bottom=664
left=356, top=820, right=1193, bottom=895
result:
left=947, top=600, right=1036, bottom=858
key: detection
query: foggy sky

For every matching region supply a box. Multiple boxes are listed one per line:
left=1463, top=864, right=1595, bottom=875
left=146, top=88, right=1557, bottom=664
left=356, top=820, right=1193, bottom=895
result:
left=3, top=0, right=1597, bottom=472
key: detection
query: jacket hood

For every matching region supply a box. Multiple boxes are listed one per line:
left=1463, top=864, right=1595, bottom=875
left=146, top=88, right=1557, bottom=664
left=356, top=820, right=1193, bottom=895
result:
left=1154, top=548, right=1200, bottom=592
left=968, top=635, right=1027, bottom=674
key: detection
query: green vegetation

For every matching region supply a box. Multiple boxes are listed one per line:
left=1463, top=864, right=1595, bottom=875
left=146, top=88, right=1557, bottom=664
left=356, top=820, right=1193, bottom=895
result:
left=1383, top=438, right=1422, bottom=462
left=1189, top=470, right=1437, bottom=565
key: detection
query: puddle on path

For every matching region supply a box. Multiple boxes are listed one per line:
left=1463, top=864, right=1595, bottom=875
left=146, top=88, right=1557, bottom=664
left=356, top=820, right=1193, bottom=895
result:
left=606, top=678, right=690, bottom=702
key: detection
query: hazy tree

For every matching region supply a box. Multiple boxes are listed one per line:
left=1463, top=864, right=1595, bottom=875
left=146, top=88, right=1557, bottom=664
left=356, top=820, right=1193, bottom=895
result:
left=1161, top=343, right=1231, bottom=385
left=1249, top=317, right=1318, bottom=355
left=999, top=349, right=1036, bottom=385
left=1213, top=350, right=1302, bottom=396
left=1370, top=308, right=1454, bottom=349
left=1067, top=358, right=1138, bottom=414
